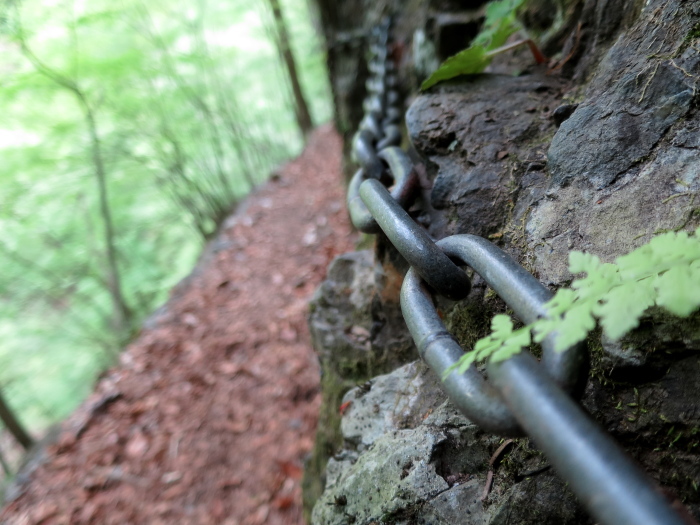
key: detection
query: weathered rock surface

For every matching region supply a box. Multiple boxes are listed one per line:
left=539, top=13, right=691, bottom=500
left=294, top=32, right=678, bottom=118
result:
left=303, top=250, right=416, bottom=513
left=307, top=0, right=700, bottom=522
left=407, top=73, right=565, bottom=241
left=527, top=0, right=700, bottom=285
left=312, top=361, right=589, bottom=525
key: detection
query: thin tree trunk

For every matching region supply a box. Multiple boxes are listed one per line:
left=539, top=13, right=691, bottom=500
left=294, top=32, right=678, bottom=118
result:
left=136, top=6, right=236, bottom=202
left=265, top=0, right=314, bottom=139
left=0, top=389, right=33, bottom=451
left=79, top=95, right=132, bottom=335
left=0, top=445, right=12, bottom=477
left=17, top=32, right=133, bottom=337
left=0, top=240, right=111, bottom=322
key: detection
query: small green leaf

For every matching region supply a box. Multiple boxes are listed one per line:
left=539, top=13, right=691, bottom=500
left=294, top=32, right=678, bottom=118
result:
left=421, top=47, right=488, bottom=90
left=490, top=344, right=517, bottom=363
left=456, top=351, right=478, bottom=374
left=532, top=317, right=557, bottom=343
left=420, top=0, right=524, bottom=90
left=449, top=228, right=700, bottom=377
left=550, top=302, right=596, bottom=352
left=595, top=280, right=655, bottom=340
left=490, top=326, right=531, bottom=363
left=491, top=314, right=515, bottom=335
left=568, top=251, right=601, bottom=274
left=655, top=265, right=700, bottom=317
left=544, top=288, right=576, bottom=316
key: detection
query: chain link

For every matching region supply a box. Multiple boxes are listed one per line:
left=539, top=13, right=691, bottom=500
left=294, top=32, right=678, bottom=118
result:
left=342, top=18, right=689, bottom=525
left=347, top=147, right=419, bottom=234
left=401, top=234, right=588, bottom=435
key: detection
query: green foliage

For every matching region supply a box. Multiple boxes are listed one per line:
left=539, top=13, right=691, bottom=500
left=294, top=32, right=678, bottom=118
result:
left=0, top=0, right=330, bottom=432
left=421, top=0, right=525, bottom=90
left=452, top=228, right=700, bottom=373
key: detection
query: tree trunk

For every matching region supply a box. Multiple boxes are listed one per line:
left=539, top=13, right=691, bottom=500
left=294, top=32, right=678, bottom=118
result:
left=0, top=389, right=33, bottom=451
left=0, top=446, right=12, bottom=477
left=265, top=0, right=314, bottom=139
left=18, top=34, right=133, bottom=339
left=79, top=94, right=133, bottom=336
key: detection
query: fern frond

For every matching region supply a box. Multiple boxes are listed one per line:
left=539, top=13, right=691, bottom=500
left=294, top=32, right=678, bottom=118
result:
left=449, top=229, right=700, bottom=373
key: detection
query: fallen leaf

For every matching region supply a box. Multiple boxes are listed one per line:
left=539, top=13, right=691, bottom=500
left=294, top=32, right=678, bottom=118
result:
left=125, top=432, right=149, bottom=459
left=277, top=460, right=303, bottom=480
left=339, top=400, right=352, bottom=415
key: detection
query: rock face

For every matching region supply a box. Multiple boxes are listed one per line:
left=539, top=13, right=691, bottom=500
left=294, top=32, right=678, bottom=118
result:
left=528, top=0, right=700, bottom=284
left=311, top=361, right=588, bottom=525
left=406, top=73, right=566, bottom=241
left=303, top=251, right=417, bottom=513
left=306, top=0, right=700, bottom=522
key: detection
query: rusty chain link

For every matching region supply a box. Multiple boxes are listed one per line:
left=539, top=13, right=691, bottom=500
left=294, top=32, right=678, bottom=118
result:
left=343, top=17, right=689, bottom=525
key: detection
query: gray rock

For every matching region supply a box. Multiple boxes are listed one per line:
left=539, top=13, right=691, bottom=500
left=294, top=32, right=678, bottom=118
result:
left=312, top=361, right=590, bottom=524
left=600, top=336, right=647, bottom=368
left=548, top=0, right=700, bottom=189
left=304, top=250, right=418, bottom=513
left=313, top=426, right=450, bottom=525
left=528, top=0, right=700, bottom=285
left=309, top=250, right=376, bottom=370
left=340, top=361, right=444, bottom=450
left=421, top=480, right=488, bottom=525
left=406, top=74, right=565, bottom=240
left=548, top=88, right=693, bottom=190
left=528, top=137, right=700, bottom=286
left=490, top=474, right=588, bottom=525
left=312, top=361, right=495, bottom=525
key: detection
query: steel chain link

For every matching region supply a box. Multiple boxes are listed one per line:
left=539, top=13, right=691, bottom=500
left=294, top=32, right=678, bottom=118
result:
left=343, top=18, right=689, bottom=525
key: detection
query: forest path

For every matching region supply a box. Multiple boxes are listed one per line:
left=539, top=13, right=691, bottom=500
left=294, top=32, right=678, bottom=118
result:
left=1, top=125, right=355, bottom=525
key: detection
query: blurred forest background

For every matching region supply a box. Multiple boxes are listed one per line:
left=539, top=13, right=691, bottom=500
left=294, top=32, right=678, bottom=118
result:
left=0, top=0, right=330, bottom=449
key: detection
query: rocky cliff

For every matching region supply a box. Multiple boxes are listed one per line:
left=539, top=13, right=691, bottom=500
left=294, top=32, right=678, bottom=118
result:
left=305, top=0, right=700, bottom=522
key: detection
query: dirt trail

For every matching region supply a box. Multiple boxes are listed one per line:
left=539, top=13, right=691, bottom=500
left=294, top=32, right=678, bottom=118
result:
left=1, top=125, right=355, bottom=525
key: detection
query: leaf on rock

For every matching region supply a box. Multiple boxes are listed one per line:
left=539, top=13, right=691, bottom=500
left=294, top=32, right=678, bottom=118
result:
left=420, top=0, right=524, bottom=90
left=451, top=229, right=700, bottom=375
left=421, top=47, right=489, bottom=90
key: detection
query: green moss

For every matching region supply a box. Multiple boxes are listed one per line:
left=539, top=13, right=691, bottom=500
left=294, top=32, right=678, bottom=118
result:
left=662, top=425, right=700, bottom=452
left=585, top=328, right=610, bottom=385
left=445, top=299, right=499, bottom=351
left=497, top=437, right=537, bottom=479
left=302, top=366, right=358, bottom=521
left=686, top=22, right=700, bottom=41
left=355, top=233, right=376, bottom=251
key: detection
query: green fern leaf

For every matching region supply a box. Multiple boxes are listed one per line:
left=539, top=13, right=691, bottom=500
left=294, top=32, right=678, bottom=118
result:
left=568, top=251, right=602, bottom=274
left=571, top=263, right=620, bottom=300
left=490, top=325, right=531, bottom=362
left=450, top=229, right=700, bottom=375
left=655, top=265, right=700, bottom=317
left=544, top=288, right=576, bottom=316
left=554, top=302, right=597, bottom=351
left=420, top=0, right=524, bottom=90
left=595, top=280, right=655, bottom=340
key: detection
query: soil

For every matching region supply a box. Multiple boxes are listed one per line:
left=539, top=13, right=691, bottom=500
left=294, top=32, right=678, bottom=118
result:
left=0, top=125, right=356, bottom=525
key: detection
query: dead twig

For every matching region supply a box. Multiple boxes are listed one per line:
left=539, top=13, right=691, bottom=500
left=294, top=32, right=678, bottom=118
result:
left=481, top=439, right=515, bottom=501
left=548, top=22, right=582, bottom=73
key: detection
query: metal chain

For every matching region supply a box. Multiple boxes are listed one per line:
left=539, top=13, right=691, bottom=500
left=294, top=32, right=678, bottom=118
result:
left=345, top=18, right=689, bottom=525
